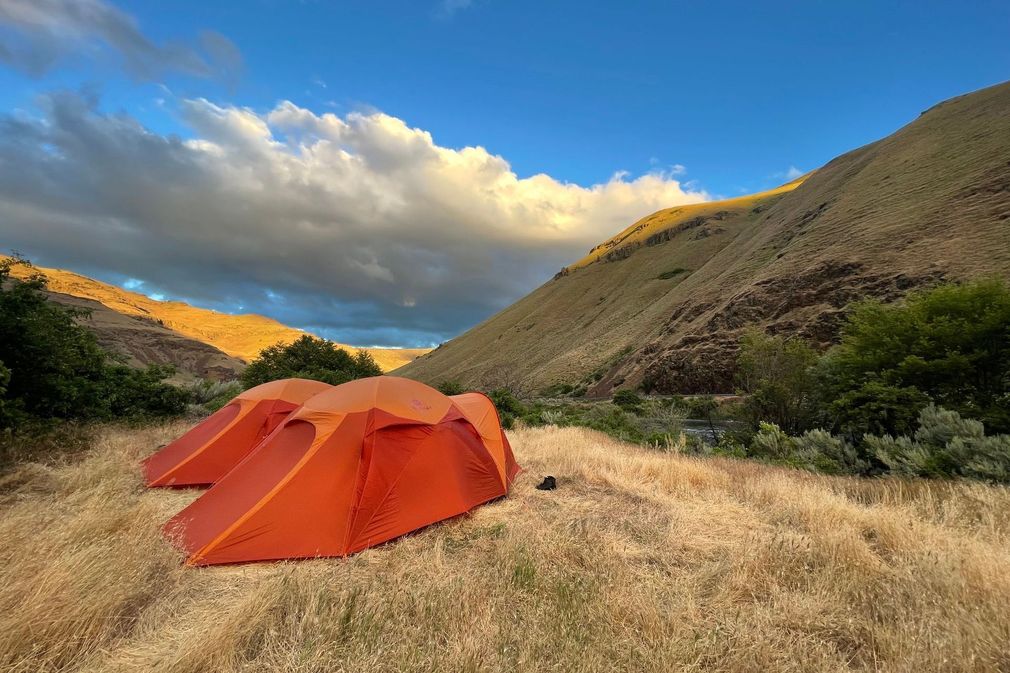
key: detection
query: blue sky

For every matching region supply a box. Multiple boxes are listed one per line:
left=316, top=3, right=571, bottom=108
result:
left=0, top=0, right=1007, bottom=347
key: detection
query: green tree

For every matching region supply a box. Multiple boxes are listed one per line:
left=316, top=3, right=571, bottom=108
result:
left=612, top=389, right=644, bottom=413
left=0, top=360, right=11, bottom=430
left=736, top=329, right=818, bottom=433
left=818, top=279, right=1010, bottom=435
left=436, top=380, right=465, bottom=396
left=0, top=255, right=186, bottom=429
left=241, top=335, right=382, bottom=388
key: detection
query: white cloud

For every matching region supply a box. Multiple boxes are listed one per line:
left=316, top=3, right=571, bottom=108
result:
left=438, top=0, right=474, bottom=17
left=783, top=165, right=803, bottom=180
left=0, top=92, right=707, bottom=345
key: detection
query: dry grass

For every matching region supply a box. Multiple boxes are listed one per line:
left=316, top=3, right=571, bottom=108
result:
left=2, top=423, right=1010, bottom=672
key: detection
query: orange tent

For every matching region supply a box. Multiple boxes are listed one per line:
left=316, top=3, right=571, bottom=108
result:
left=165, top=376, right=519, bottom=565
left=144, top=378, right=332, bottom=487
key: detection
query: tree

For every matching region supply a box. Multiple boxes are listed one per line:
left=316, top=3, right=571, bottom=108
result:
left=0, top=255, right=186, bottom=429
left=435, top=380, right=465, bottom=396
left=0, top=361, right=11, bottom=430
left=817, top=279, right=1010, bottom=436
left=736, top=329, right=818, bottom=433
left=241, top=335, right=382, bottom=388
left=612, top=389, right=644, bottom=413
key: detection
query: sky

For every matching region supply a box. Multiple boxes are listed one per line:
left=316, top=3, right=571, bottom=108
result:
left=0, top=0, right=1007, bottom=348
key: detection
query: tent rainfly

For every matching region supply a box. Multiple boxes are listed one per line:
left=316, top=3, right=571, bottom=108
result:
left=165, top=376, right=520, bottom=565
left=144, top=378, right=332, bottom=487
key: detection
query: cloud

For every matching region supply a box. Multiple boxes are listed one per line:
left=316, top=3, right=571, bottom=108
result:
left=777, top=165, right=803, bottom=180
left=437, top=0, right=474, bottom=17
left=0, top=92, right=707, bottom=346
left=0, top=0, right=241, bottom=81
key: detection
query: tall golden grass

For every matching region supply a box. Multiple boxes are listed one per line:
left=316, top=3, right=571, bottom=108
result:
left=2, top=422, right=1009, bottom=672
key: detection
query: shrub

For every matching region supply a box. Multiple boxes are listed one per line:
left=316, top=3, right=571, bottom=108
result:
left=792, top=429, right=869, bottom=475
left=187, top=379, right=243, bottom=413
left=241, top=335, right=382, bottom=388
left=97, top=365, right=189, bottom=419
left=0, top=255, right=185, bottom=430
left=823, top=382, right=930, bottom=441
left=818, top=279, right=1010, bottom=434
left=435, top=380, right=465, bottom=396
left=712, top=434, right=748, bottom=458
left=585, top=405, right=642, bottom=442
left=0, top=361, right=11, bottom=430
left=867, top=405, right=1010, bottom=483
left=541, top=382, right=575, bottom=397
left=644, top=431, right=688, bottom=453
left=488, top=389, right=525, bottom=430
left=748, top=422, right=795, bottom=460
left=540, top=409, right=565, bottom=426
left=612, top=389, right=644, bottom=413
left=685, top=395, right=718, bottom=420
left=737, top=329, right=818, bottom=433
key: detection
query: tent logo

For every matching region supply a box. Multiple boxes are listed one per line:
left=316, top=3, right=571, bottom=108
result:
left=410, top=398, right=431, bottom=411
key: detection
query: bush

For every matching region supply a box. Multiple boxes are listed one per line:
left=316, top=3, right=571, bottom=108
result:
left=541, top=382, right=575, bottom=397
left=241, top=335, right=382, bottom=388
left=0, top=255, right=186, bottom=430
left=823, top=382, right=930, bottom=441
left=98, top=365, right=189, bottom=419
left=685, top=395, right=718, bottom=420
left=818, top=279, right=1010, bottom=434
left=540, top=409, right=566, bottom=426
left=435, top=380, right=465, bottom=396
left=612, top=389, right=644, bottom=413
left=792, top=429, right=869, bottom=475
left=187, top=379, right=243, bottom=413
left=867, top=405, right=1010, bottom=482
left=712, top=434, right=748, bottom=459
left=0, top=361, right=11, bottom=430
left=584, top=405, right=642, bottom=442
left=736, top=329, right=818, bottom=433
left=488, top=389, right=525, bottom=430
left=748, top=422, right=795, bottom=461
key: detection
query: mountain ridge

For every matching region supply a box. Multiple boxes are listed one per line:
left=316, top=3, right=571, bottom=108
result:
left=398, top=80, right=1010, bottom=395
left=5, top=259, right=429, bottom=379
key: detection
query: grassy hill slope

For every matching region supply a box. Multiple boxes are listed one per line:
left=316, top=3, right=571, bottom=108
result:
left=6, top=260, right=429, bottom=375
left=45, top=291, right=247, bottom=382
left=2, top=423, right=1008, bottom=671
left=400, top=81, right=1010, bottom=394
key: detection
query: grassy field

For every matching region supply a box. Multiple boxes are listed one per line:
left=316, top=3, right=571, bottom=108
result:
left=2, top=422, right=1010, bottom=672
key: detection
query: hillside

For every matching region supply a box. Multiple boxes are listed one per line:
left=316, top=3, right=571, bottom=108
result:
left=5, top=260, right=429, bottom=376
left=399, top=81, right=1010, bottom=394
left=2, top=422, right=1008, bottom=671
left=45, top=291, right=246, bottom=382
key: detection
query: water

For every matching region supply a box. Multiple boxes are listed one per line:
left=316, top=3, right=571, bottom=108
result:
left=680, top=419, right=735, bottom=444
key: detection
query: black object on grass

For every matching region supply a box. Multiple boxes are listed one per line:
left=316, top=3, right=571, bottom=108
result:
left=536, top=476, right=557, bottom=491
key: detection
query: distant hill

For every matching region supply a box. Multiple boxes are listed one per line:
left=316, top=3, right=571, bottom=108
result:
left=399, top=81, right=1010, bottom=395
left=5, top=260, right=429, bottom=380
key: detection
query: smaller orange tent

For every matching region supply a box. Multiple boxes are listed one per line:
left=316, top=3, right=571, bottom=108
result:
left=144, top=378, right=331, bottom=487
left=165, top=376, right=519, bottom=565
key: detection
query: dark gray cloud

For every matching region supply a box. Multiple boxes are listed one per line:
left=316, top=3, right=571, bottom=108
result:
left=0, top=0, right=241, bottom=81
left=0, top=92, right=706, bottom=346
